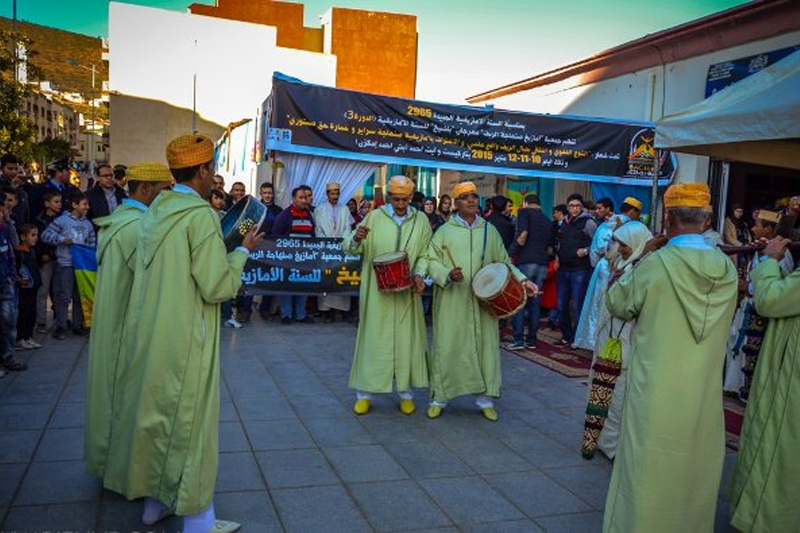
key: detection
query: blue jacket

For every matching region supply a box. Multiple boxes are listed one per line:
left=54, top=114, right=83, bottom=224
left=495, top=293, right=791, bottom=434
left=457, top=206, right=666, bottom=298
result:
left=41, top=212, right=96, bottom=267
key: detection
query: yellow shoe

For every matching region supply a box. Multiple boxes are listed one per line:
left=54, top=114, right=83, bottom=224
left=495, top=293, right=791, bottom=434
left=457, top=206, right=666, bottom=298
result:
left=399, top=399, right=416, bottom=415
left=481, top=407, right=499, bottom=422
left=209, top=519, right=241, bottom=533
left=353, top=398, right=371, bottom=415
left=426, top=405, right=443, bottom=419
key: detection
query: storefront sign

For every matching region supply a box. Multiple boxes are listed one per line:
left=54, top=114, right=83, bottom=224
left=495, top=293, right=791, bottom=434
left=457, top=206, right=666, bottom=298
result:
left=242, top=237, right=362, bottom=295
left=266, top=74, right=675, bottom=186
left=706, top=45, right=800, bottom=97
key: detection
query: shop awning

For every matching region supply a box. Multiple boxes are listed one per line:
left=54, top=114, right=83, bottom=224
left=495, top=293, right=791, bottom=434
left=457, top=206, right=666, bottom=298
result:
left=655, top=50, right=800, bottom=170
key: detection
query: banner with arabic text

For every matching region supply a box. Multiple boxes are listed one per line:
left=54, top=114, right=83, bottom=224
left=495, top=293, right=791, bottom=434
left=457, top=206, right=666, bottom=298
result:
left=266, top=73, right=676, bottom=186
left=242, top=237, right=362, bottom=295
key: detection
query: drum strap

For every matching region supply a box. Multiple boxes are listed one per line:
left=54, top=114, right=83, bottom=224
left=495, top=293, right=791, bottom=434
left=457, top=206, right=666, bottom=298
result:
left=398, top=211, right=418, bottom=252
left=480, top=221, right=488, bottom=268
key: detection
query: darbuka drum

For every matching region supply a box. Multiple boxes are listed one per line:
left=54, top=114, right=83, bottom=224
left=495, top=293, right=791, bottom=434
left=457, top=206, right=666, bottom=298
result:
left=373, top=251, right=412, bottom=292
left=472, top=263, right=527, bottom=319
left=220, top=195, right=267, bottom=252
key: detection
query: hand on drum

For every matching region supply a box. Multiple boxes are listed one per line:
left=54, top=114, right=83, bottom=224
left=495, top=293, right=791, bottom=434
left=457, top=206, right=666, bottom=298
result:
left=354, top=226, right=370, bottom=243
left=241, top=228, right=266, bottom=252
left=412, top=274, right=425, bottom=295
left=449, top=267, right=464, bottom=282
left=764, top=237, right=791, bottom=261
left=522, top=280, right=538, bottom=297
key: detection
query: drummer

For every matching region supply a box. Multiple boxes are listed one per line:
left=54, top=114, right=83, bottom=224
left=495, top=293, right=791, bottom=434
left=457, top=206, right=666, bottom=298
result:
left=343, top=175, right=432, bottom=416
left=425, top=181, right=536, bottom=421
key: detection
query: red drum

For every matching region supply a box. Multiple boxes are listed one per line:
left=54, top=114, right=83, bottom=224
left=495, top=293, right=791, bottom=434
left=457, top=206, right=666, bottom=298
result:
left=373, top=252, right=412, bottom=292
left=472, top=263, right=527, bottom=319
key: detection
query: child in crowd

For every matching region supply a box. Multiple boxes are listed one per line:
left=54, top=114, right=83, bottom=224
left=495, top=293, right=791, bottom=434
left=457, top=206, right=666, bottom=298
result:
left=34, top=190, right=61, bottom=332
left=41, top=192, right=96, bottom=340
left=0, top=186, right=27, bottom=375
left=15, top=224, right=42, bottom=350
left=210, top=189, right=227, bottom=218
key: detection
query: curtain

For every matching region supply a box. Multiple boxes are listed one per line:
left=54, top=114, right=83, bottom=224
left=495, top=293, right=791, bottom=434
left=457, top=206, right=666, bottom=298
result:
left=275, top=152, right=380, bottom=210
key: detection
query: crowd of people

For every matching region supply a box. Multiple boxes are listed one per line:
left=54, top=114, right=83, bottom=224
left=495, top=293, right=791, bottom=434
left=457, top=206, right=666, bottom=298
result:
left=2, top=140, right=799, bottom=532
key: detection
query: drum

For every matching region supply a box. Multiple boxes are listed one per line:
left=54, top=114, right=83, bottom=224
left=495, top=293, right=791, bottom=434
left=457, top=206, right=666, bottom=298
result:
left=471, top=263, right=527, bottom=319
left=373, top=251, right=412, bottom=292
left=220, top=195, right=267, bottom=252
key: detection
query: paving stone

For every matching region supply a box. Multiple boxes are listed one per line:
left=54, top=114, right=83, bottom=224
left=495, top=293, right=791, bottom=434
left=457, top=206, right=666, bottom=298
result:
left=49, top=400, right=86, bottom=428
left=419, top=476, right=526, bottom=526
left=535, top=511, right=603, bottom=532
left=0, top=463, right=26, bottom=506
left=216, top=452, right=265, bottom=492
left=256, top=449, right=339, bottom=489
left=350, top=480, right=453, bottom=531
left=2, top=501, right=97, bottom=531
left=543, top=464, right=613, bottom=510
left=286, top=392, right=350, bottom=417
left=359, top=415, right=433, bottom=444
left=214, top=490, right=283, bottom=531
left=0, top=430, right=40, bottom=463
left=463, top=520, right=545, bottom=532
left=244, top=418, right=315, bottom=451
left=485, top=471, right=591, bottom=518
left=235, top=396, right=297, bottom=421
left=272, top=485, right=370, bottom=532
left=304, top=415, right=376, bottom=447
left=219, top=399, right=239, bottom=422
left=502, top=435, right=587, bottom=469
left=34, top=427, right=84, bottom=461
left=323, top=445, right=408, bottom=483
left=383, top=439, right=472, bottom=479
left=443, top=438, right=534, bottom=475
left=16, top=460, right=100, bottom=505
left=0, top=403, right=52, bottom=430
left=219, top=421, right=250, bottom=452
left=1, top=382, right=60, bottom=405
left=98, top=492, right=182, bottom=532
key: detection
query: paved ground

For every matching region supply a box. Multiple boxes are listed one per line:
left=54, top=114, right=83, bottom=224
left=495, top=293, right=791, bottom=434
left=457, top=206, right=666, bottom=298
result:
left=0, top=318, right=737, bottom=532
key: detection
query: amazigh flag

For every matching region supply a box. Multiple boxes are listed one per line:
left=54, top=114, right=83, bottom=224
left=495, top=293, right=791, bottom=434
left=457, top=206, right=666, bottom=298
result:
left=71, top=244, right=97, bottom=328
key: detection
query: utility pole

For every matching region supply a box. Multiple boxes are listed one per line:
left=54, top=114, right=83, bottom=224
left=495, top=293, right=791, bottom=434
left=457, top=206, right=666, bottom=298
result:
left=90, top=63, right=96, bottom=176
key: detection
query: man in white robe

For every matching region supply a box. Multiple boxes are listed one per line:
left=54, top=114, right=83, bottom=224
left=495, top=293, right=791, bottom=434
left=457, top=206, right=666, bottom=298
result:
left=316, top=182, right=354, bottom=319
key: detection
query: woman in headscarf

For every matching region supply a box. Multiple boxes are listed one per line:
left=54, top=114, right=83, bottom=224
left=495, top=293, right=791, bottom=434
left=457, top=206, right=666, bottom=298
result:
left=581, top=220, right=652, bottom=460
left=437, top=194, right=452, bottom=221
left=423, top=196, right=445, bottom=232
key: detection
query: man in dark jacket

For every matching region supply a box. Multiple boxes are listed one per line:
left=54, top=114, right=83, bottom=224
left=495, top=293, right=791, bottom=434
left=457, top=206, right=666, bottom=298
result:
left=485, top=195, right=514, bottom=251
left=86, top=164, right=127, bottom=224
left=28, top=159, right=81, bottom=220
left=1, top=154, right=30, bottom=225
left=507, top=194, right=553, bottom=350
left=555, top=194, right=597, bottom=345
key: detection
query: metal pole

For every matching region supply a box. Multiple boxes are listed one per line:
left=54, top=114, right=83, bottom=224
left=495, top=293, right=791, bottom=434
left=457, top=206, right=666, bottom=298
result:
left=90, top=64, right=96, bottom=175
left=192, top=73, right=197, bottom=134
left=12, top=0, right=17, bottom=86
left=649, top=149, right=661, bottom=232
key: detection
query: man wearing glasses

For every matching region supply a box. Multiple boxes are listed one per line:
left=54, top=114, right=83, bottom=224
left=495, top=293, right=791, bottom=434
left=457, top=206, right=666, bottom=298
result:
left=555, top=194, right=597, bottom=346
left=87, top=163, right=128, bottom=224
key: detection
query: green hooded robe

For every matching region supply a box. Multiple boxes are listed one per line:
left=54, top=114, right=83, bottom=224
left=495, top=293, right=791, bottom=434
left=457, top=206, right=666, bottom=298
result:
left=343, top=206, right=432, bottom=393
left=426, top=217, right=525, bottom=402
left=602, top=244, right=737, bottom=533
left=728, top=258, right=800, bottom=532
left=85, top=203, right=145, bottom=477
left=102, top=190, right=248, bottom=515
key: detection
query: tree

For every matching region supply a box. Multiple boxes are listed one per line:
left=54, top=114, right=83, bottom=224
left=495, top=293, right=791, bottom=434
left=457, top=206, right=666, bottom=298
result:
left=0, top=30, right=42, bottom=161
left=33, top=137, right=74, bottom=168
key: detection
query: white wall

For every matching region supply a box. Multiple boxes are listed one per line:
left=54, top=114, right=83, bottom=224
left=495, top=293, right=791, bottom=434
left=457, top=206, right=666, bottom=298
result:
left=484, top=30, right=800, bottom=183
left=109, top=2, right=337, bottom=129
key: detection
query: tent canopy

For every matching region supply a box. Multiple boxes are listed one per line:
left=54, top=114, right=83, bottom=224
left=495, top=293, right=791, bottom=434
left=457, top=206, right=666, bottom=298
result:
left=655, top=50, right=800, bottom=170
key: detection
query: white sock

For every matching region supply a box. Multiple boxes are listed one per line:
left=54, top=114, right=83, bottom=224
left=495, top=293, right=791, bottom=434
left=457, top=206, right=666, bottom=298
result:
left=398, top=390, right=414, bottom=401
left=356, top=390, right=372, bottom=400
left=183, top=502, right=215, bottom=533
left=475, top=395, right=494, bottom=409
left=429, top=400, right=447, bottom=408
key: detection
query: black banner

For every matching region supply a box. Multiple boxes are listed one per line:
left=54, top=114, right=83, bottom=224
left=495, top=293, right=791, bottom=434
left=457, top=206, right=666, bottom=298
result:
left=266, top=73, right=675, bottom=185
left=242, top=237, right=362, bottom=295
left=706, top=45, right=800, bottom=97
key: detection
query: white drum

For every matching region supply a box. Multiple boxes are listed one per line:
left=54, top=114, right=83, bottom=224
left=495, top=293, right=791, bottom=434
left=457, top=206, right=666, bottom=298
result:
left=472, top=263, right=527, bottom=319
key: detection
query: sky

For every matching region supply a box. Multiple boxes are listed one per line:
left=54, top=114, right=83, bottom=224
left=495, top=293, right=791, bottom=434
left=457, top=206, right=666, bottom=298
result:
left=4, top=0, right=749, bottom=103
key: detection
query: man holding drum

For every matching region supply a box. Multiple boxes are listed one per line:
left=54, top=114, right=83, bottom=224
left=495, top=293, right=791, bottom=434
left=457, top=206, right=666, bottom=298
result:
left=426, top=182, right=537, bottom=421
left=344, top=175, right=431, bottom=416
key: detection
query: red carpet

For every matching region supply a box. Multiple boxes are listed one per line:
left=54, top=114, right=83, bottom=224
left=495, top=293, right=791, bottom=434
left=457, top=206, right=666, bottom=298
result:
left=501, top=326, right=592, bottom=378
left=724, top=397, right=745, bottom=450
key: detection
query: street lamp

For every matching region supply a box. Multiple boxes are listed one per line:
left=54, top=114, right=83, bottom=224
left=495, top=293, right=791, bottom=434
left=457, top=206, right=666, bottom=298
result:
left=67, top=59, right=97, bottom=175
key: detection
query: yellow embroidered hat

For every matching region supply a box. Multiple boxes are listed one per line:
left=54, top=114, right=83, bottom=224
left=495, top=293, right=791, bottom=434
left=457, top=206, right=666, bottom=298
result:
left=757, top=209, right=781, bottom=224
left=452, top=181, right=477, bottom=198
left=622, top=196, right=643, bottom=211
left=126, top=162, right=173, bottom=182
left=663, top=183, right=711, bottom=209
left=166, top=134, right=215, bottom=169
left=387, top=175, right=414, bottom=196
